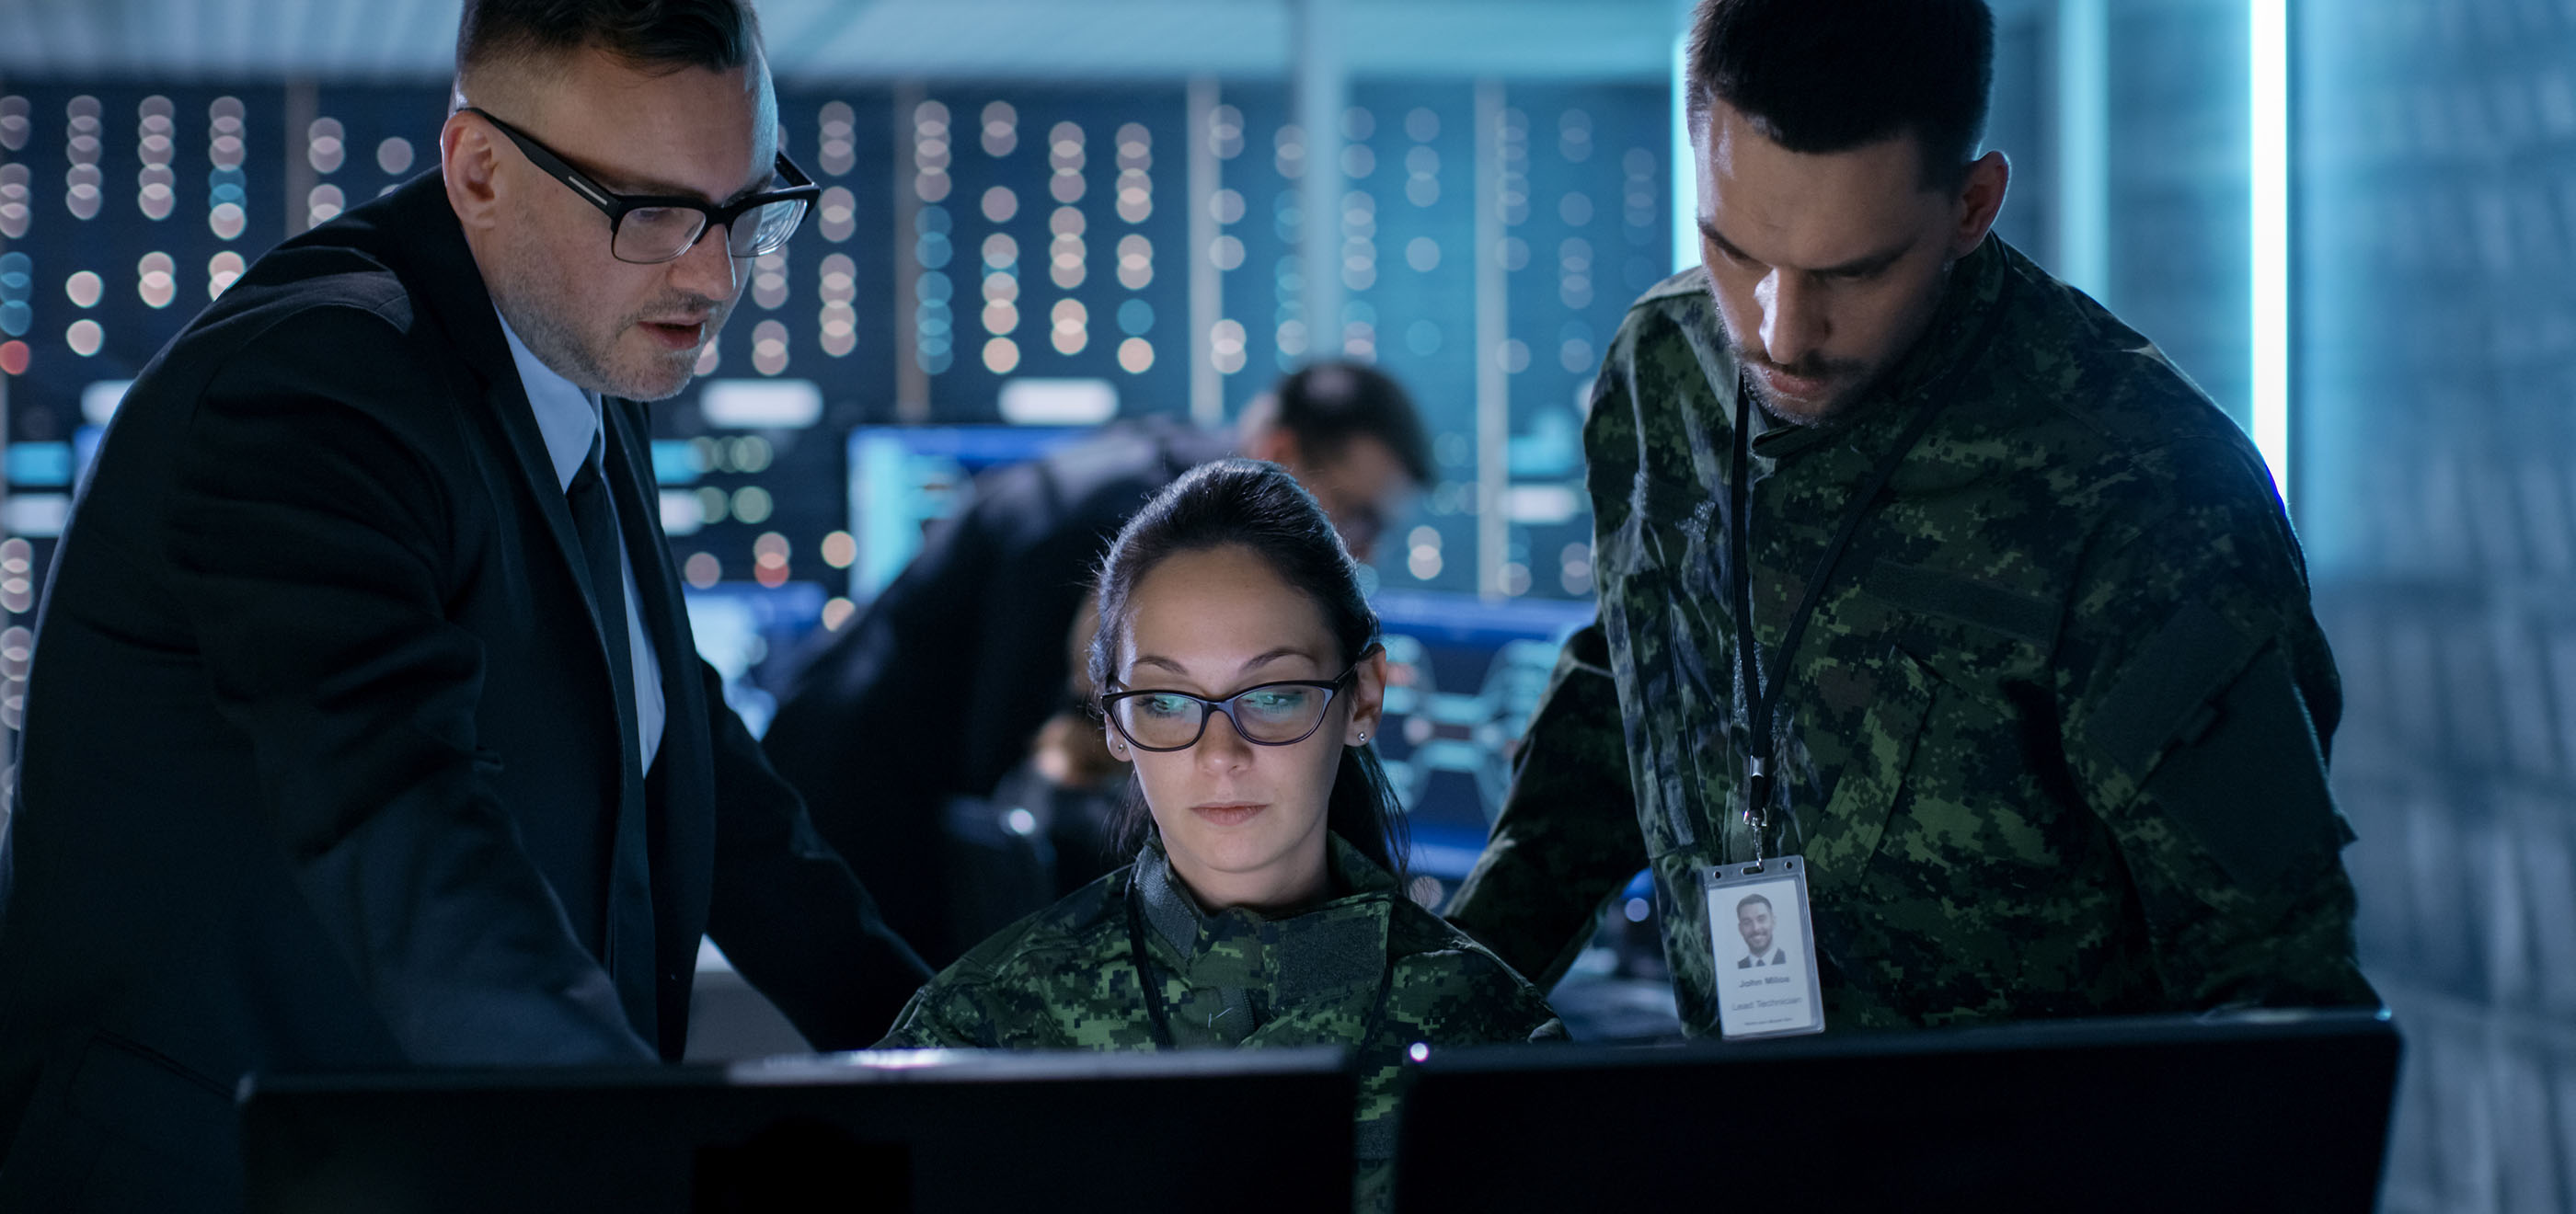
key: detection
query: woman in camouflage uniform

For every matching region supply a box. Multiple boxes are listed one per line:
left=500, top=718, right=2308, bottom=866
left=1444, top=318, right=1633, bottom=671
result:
left=878, top=459, right=1561, bottom=1209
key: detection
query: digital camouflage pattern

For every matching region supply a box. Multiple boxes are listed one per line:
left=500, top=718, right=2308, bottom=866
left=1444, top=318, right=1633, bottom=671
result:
left=879, top=832, right=1563, bottom=1211
left=1449, top=235, right=2379, bottom=1035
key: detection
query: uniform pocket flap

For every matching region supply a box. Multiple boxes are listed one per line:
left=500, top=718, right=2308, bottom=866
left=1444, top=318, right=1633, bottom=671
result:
left=1862, top=558, right=2059, bottom=646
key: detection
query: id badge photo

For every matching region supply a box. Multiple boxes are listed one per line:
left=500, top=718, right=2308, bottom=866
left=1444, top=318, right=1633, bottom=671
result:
left=1703, top=856, right=1825, bottom=1039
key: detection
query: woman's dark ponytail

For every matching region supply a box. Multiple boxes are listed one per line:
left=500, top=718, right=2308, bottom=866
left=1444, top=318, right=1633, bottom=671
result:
left=1328, top=741, right=1409, bottom=879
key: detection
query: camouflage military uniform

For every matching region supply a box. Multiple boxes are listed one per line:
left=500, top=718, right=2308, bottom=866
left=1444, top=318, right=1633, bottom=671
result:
left=1450, top=235, right=2377, bottom=1036
left=879, top=832, right=1563, bottom=1210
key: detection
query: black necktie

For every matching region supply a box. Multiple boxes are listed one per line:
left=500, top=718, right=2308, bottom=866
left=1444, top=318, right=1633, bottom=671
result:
left=567, top=428, right=658, bottom=1044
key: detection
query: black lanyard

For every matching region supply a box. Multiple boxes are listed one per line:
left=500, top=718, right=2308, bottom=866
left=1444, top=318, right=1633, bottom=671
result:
left=1726, top=273, right=2013, bottom=859
left=1729, top=384, right=1946, bottom=858
left=1122, top=864, right=1399, bottom=1054
left=1124, top=881, right=1179, bottom=1048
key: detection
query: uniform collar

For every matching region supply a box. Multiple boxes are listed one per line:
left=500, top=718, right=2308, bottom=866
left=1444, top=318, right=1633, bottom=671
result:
left=1133, top=833, right=1396, bottom=980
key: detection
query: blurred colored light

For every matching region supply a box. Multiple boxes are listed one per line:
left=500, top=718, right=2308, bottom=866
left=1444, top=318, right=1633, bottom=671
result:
left=820, top=531, right=857, bottom=569
left=1117, top=338, right=1153, bottom=373
left=683, top=552, right=720, bottom=588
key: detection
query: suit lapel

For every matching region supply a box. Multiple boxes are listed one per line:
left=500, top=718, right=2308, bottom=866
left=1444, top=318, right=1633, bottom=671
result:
left=367, top=180, right=633, bottom=777
left=477, top=348, right=645, bottom=838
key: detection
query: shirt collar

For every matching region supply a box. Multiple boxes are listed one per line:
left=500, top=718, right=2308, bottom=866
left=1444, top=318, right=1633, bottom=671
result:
left=495, top=308, right=600, bottom=492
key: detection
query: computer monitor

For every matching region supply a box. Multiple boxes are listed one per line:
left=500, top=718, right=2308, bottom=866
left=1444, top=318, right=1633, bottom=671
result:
left=681, top=580, right=828, bottom=739
left=1393, top=1008, right=2401, bottom=1213
left=844, top=424, right=1090, bottom=601
left=243, top=1048, right=1354, bottom=1214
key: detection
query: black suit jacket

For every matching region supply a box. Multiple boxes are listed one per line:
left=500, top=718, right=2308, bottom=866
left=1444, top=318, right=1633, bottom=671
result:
left=0, top=177, right=926, bottom=1213
left=1737, top=949, right=1788, bottom=968
left=763, top=418, right=1229, bottom=966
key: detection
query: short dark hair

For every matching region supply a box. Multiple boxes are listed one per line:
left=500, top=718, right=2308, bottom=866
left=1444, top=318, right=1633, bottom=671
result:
left=457, top=0, right=762, bottom=80
left=1265, top=361, right=1435, bottom=490
left=1089, top=459, right=1409, bottom=879
left=1685, top=0, right=1995, bottom=189
left=1736, top=893, right=1772, bottom=917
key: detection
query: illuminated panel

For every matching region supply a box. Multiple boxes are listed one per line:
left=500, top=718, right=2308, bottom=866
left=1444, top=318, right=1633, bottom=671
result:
left=977, top=102, right=1022, bottom=374
left=2054, top=0, right=2110, bottom=297
left=1670, top=31, right=1695, bottom=272
left=0, top=74, right=1682, bottom=707
left=136, top=96, right=176, bottom=221
left=6, top=82, right=293, bottom=613
left=1346, top=84, right=1476, bottom=599
left=912, top=98, right=955, bottom=375
left=919, top=86, right=1189, bottom=419
left=2249, top=0, right=2290, bottom=500
left=207, top=96, right=247, bottom=239
left=1504, top=84, right=1671, bottom=601
left=1112, top=121, right=1154, bottom=373
left=65, top=95, right=102, bottom=222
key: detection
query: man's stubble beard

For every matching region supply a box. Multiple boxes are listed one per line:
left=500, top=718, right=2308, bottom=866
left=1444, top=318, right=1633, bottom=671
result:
left=486, top=234, right=719, bottom=403
left=1708, top=257, right=1954, bottom=431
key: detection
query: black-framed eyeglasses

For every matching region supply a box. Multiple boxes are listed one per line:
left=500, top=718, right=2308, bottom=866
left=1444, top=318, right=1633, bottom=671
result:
left=462, top=107, right=820, bottom=265
left=1100, top=651, right=1374, bottom=753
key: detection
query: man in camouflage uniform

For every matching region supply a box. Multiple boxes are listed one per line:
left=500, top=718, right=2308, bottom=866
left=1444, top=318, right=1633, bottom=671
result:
left=880, top=833, right=1561, bottom=1210
left=1449, top=0, right=2376, bottom=1035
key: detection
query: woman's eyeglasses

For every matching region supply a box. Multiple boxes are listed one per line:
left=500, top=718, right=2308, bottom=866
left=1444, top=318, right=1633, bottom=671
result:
left=1099, top=655, right=1372, bottom=753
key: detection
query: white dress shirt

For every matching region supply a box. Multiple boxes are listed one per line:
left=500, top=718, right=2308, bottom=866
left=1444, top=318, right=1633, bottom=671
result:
left=498, top=313, right=667, bottom=773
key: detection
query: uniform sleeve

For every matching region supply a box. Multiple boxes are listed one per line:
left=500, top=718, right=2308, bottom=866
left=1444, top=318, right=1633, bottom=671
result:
left=169, top=306, right=650, bottom=1065
left=2053, top=439, right=2376, bottom=1011
left=1443, top=623, right=1644, bottom=988
left=701, top=657, right=934, bottom=1049
left=1379, top=941, right=1568, bottom=1056
left=871, top=975, right=999, bottom=1048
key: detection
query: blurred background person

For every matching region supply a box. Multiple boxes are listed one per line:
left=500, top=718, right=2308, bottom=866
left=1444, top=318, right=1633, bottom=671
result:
left=764, top=361, right=1432, bottom=966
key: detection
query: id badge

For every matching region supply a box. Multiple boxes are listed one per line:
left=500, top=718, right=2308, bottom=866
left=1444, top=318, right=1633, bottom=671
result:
left=1704, top=855, right=1825, bottom=1039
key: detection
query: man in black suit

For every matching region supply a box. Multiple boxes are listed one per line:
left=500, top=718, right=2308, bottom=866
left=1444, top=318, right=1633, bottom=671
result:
left=0, top=3, right=926, bottom=1209
left=1736, top=894, right=1788, bottom=968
